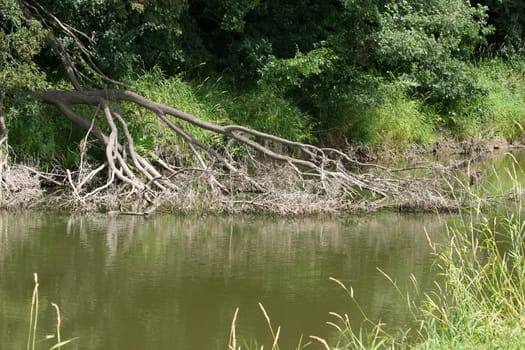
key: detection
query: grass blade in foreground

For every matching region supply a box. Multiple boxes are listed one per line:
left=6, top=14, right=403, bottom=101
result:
left=25, top=273, right=78, bottom=350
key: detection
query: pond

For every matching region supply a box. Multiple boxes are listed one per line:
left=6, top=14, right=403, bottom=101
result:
left=0, top=211, right=447, bottom=349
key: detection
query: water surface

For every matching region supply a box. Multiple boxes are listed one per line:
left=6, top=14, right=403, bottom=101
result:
left=0, top=212, right=447, bottom=349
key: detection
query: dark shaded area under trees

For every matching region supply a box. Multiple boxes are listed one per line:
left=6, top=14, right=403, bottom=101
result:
left=0, top=0, right=523, bottom=213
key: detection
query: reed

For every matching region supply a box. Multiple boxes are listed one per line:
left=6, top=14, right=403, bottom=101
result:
left=228, top=308, right=239, bottom=350
left=259, top=302, right=281, bottom=350
left=309, top=277, right=399, bottom=350
left=25, top=273, right=78, bottom=350
left=48, top=302, right=78, bottom=350
left=411, top=207, right=525, bottom=349
left=26, top=273, right=39, bottom=350
left=228, top=303, right=310, bottom=350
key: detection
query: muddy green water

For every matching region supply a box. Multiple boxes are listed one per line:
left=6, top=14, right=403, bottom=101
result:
left=0, top=212, right=447, bottom=349
left=2, top=150, right=525, bottom=350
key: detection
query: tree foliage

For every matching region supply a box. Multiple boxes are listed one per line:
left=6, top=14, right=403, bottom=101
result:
left=476, top=0, right=525, bottom=54
left=31, top=0, right=194, bottom=76
left=377, top=0, right=492, bottom=104
left=0, top=0, right=521, bottom=156
left=0, top=0, right=46, bottom=91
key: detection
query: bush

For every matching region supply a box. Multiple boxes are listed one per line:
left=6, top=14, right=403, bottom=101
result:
left=5, top=96, right=87, bottom=168
left=377, top=0, right=492, bottom=108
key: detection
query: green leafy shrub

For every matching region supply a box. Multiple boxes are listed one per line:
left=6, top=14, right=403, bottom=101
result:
left=377, top=0, right=492, bottom=107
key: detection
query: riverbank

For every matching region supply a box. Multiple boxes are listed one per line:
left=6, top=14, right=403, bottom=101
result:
left=4, top=57, right=525, bottom=215
left=225, top=177, right=525, bottom=349
left=0, top=136, right=521, bottom=216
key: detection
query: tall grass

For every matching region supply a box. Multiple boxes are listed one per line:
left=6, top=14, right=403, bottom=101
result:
left=228, top=303, right=311, bottom=350
left=477, top=58, right=525, bottom=142
left=127, top=68, right=314, bottom=157
left=413, top=211, right=525, bottom=349
left=228, top=159, right=525, bottom=349
left=346, top=81, right=435, bottom=149
left=328, top=160, right=525, bottom=349
left=343, top=58, right=525, bottom=148
left=26, top=273, right=78, bottom=350
left=126, top=68, right=229, bottom=156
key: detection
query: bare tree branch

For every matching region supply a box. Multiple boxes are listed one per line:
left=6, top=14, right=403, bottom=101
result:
left=30, top=88, right=466, bottom=214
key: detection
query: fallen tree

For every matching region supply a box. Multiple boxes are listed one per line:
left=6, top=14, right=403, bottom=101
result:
left=12, top=80, right=471, bottom=215
left=34, top=87, right=465, bottom=213
left=0, top=0, right=482, bottom=214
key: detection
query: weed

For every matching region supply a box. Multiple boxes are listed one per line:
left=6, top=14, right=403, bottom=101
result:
left=226, top=157, right=525, bottom=349
left=26, top=273, right=78, bottom=350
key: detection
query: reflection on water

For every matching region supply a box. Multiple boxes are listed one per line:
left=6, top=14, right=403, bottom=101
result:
left=0, top=212, right=447, bottom=349
left=478, top=149, right=525, bottom=194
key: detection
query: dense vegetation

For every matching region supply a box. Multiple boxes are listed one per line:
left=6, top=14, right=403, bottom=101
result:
left=335, top=177, right=525, bottom=349
left=1, top=0, right=525, bottom=216
left=2, top=0, right=525, bottom=167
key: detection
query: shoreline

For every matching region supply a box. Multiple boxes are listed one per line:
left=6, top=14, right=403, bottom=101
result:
left=0, top=136, right=520, bottom=216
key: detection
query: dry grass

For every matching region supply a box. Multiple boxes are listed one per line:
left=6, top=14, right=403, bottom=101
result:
left=4, top=159, right=472, bottom=216
left=0, top=165, right=43, bottom=209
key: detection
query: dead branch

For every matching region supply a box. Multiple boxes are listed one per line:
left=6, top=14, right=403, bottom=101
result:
left=31, top=88, right=466, bottom=214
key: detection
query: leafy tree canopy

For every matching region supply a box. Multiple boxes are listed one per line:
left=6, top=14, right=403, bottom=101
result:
left=476, top=0, right=525, bottom=54
left=0, top=0, right=515, bottom=149
left=0, top=0, right=47, bottom=91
